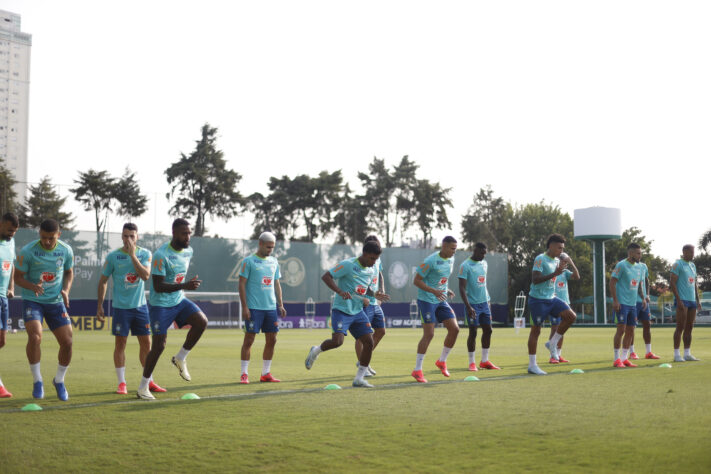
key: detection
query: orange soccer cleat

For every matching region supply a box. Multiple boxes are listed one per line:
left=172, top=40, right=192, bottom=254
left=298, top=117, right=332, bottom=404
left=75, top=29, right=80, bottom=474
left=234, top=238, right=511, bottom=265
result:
left=149, top=381, right=166, bottom=393
left=479, top=360, right=501, bottom=370
left=435, top=360, right=450, bottom=377
left=411, top=370, right=428, bottom=383
left=259, top=373, right=281, bottom=383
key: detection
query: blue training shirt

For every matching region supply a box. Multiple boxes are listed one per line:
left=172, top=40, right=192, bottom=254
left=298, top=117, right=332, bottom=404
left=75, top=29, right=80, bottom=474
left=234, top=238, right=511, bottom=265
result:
left=239, top=253, right=281, bottom=310
left=529, top=253, right=559, bottom=300
left=329, top=257, right=376, bottom=315
left=458, top=258, right=490, bottom=305
left=416, top=251, right=454, bottom=304
left=149, top=242, right=193, bottom=308
left=671, top=259, right=697, bottom=302
left=102, top=247, right=152, bottom=309
left=15, top=239, right=74, bottom=304
left=611, top=259, right=643, bottom=306
left=553, top=269, right=573, bottom=304
left=0, top=238, right=15, bottom=298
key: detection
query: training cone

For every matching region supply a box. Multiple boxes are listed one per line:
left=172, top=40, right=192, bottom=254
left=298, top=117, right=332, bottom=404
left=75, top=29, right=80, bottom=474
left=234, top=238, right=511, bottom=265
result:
left=658, top=363, right=672, bottom=368
left=324, top=384, right=342, bottom=390
left=21, top=403, right=42, bottom=411
left=180, top=393, right=200, bottom=400
left=569, top=369, right=584, bottom=374
left=463, top=375, right=479, bottom=381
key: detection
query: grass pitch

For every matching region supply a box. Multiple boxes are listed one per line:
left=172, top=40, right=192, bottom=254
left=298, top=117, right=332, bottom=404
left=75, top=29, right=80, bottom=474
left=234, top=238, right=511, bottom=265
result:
left=0, top=327, right=709, bottom=473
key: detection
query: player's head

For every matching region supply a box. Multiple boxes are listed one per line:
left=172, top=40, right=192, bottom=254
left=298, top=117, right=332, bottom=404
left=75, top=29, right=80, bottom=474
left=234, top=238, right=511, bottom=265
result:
left=472, top=242, right=487, bottom=261
left=0, top=212, right=19, bottom=241
left=171, top=218, right=191, bottom=249
left=682, top=244, right=695, bottom=261
left=440, top=236, right=458, bottom=258
left=39, top=218, right=61, bottom=249
left=122, top=222, right=138, bottom=248
left=546, top=234, right=566, bottom=257
left=364, top=234, right=380, bottom=245
left=360, top=240, right=382, bottom=267
left=258, top=231, right=277, bottom=257
left=627, top=242, right=642, bottom=262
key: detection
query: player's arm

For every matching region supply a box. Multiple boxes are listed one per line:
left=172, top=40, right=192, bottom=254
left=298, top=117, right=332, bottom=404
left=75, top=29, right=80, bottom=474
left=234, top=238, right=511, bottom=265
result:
left=458, top=276, right=475, bottom=318
left=531, top=264, right=565, bottom=285
left=669, top=273, right=680, bottom=302
left=97, top=274, right=109, bottom=320
left=321, top=271, right=350, bottom=299
left=7, top=265, right=14, bottom=298
left=129, top=254, right=151, bottom=281
left=61, top=268, right=73, bottom=308
left=413, top=273, right=446, bottom=301
left=14, top=268, right=43, bottom=296
left=274, top=279, right=286, bottom=317
left=567, top=259, right=580, bottom=281
left=152, top=274, right=201, bottom=293
left=238, top=276, right=250, bottom=320
left=694, top=272, right=702, bottom=309
left=609, top=276, right=620, bottom=311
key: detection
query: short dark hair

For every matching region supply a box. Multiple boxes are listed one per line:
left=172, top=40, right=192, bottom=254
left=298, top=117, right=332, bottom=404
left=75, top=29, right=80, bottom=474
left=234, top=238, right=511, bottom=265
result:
left=364, top=234, right=380, bottom=244
left=2, top=212, right=19, bottom=227
left=546, top=234, right=566, bottom=248
left=363, top=240, right=382, bottom=256
left=474, top=242, right=487, bottom=250
left=40, top=219, right=59, bottom=233
left=682, top=244, right=694, bottom=252
left=123, top=222, right=138, bottom=232
left=627, top=242, right=641, bottom=250
left=442, top=236, right=457, bottom=244
left=172, top=218, right=190, bottom=231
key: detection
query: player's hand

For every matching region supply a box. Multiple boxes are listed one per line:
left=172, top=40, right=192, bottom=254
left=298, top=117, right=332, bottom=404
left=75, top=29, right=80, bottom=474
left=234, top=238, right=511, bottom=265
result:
left=466, top=306, right=476, bottom=319
left=278, top=305, right=286, bottom=318
left=447, top=289, right=455, bottom=300
left=339, top=291, right=352, bottom=300
left=6, top=288, right=13, bottom=299
left=243, top=307, right=251, bottom=321
left=185, top=275, right=201, bottom=290
left=375, top=291, right=390, bottom=302
left=32, top=281, right=44, bottom=297
left=613, top=301, right=620, bottom=312
left=641, top=300, right=648, bottom=310
left=432, top=289, right=447, bottom=301
left=125, top=238, right=137, bottom=256
left=96, top=306, right=105, bottom=322
left=554, top=262, right=567, bottom=276
left=61, top=289, right=70, bottom=308
left=362, top=297, right=370, bottom=308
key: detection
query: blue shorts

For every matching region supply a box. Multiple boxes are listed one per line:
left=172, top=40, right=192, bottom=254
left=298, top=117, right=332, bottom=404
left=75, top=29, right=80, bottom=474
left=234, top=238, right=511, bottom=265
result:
left=23, top=300, right=71, bottom=331
left=418, top=300, right=455, bottom=324
left=636, top=302, right=651, bottom=322
left=112, top=305, right=151, bottom=337
left=0, top=296, right=8, bottom=331
left=675, top=299, right=698, bottom=309
left=149, top=299, right=202, bottom=335
left=613, top=304, right=637, bottom=326
left=245, top=309, right=279, bottom=334
left=331, top=309, right=373, bottom=339
left=465, top=302, right=492, bottom=327
left=528, top=296, right=570, bottom=327
left=364, top=304, right=385, bottom=329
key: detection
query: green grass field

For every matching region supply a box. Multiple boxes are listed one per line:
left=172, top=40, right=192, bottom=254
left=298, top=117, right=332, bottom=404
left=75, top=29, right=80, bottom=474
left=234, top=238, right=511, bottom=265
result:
left=1, top=327, right=709, bottom=473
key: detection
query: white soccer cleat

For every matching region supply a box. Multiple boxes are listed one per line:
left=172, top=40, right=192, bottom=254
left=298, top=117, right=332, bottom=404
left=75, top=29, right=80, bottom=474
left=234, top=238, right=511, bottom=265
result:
left=172, top=356, right=191, bottom=381
left=367, top=366, right=377, bottom=376
left=136, top=386, right=155, bottom=400
left=352, top=378, right=374, bottom=388
left=544, top=340, right=558, bottom=359
left=673, top=355, right=685, bottom=362
left=684, top=354, right=699, bottom=361
left=527, top=365, right=547, bottom=375
left=305, top=346, right=320, bottom=370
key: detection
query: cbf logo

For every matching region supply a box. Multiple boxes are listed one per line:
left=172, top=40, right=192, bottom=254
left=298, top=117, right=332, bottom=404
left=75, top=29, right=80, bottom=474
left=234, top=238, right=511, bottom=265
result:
left=154, top=321, right=161, bottom=332
left=337, top=321, right=343, bottom=329
left=248, top=321, right=254, bottom=330
left=55, top=257, right=64, bottom=269
left=424, top=312, right=432, bottom=322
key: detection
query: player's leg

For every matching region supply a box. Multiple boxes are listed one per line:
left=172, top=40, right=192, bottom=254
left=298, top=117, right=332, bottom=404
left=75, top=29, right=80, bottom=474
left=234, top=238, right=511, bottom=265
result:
left=114, top=335, right=128, bottom=393
left=682, top=305, right=698, bottom=360
left=433, top=304, right=458, bottom=377
left=466, top=322, right=478, bottom=370
left=622, top=323, right=637, bottom=367
left=305, top=310, right=347, bottom=369
left=259, top=310, right=280, bottom=382
left=50, top=323, right=73, bottom=400
left=478, top=320, right=500, bottom=369
left=351, top=312, right=375, bottom=387
left=613, top=306, right=626, bottom=366
left=547, top=322, right=560, bottom=364
left=240, top=309, right=261, bottom=383
left=411, top=322, right=434, bottom=383
left=24, top=318, right=43, bottom=398
left=672, top=304, right=687, bottom=361
left=527, top=324, right=547, bottom=374
left=355, top=305, right=372, bottom=371
left=365, top=306, right=385, bottom=376
left=0, top=310, right=9, bottom=397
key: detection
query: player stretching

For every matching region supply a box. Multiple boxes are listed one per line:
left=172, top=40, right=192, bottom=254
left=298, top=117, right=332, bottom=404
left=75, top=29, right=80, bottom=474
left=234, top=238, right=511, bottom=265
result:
left=354, top=235, right=389, bottom=377
left=97, top=223, right=165, bottom=395
left=14, top=219, right=74, bottom=400
left=527, top=234, right=577, bottom=375
left=610, top=243, right=645, bottom=368
left=304, top=240, right=387, bottom=388
left=239, top=232, right=286, bottom=384
left=137, top=219, right=208, bottom=400
left=0, top=213, right=18, bottom=398
left=548, top=252, right=580, bottom=364
left=411, top=236, right=459, bottom=383
left=671, top=244, right=702, bottom=362
left=629, top=261, right=659, bottom=360
left=458, top=242, right=499, bottom=371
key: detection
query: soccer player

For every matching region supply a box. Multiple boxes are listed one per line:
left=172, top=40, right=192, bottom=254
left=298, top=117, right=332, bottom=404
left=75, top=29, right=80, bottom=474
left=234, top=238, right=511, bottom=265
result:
left=458, top=242, right=500, bottom=371
left=629, top=260, right=659, bottom=360
left=548, top=252, right=580, bottom=364
left=526, top=234, right=577, bottom=375
left=238, top=231, right=286, bottom=384
left=136, top=218, right=208, bottom=400
left=354, top=235, right=389, bottom=377
left=411, top=236, right=459, bottom=383
left=610, top=243, right=645, bottom=368
left=304, top=240, right=387, bottom=388
left=97, top=223, right=165, bottom=395
left=14, top=219, right=74, bottom=400
left=0, top=212, right=18, bottom=398
left=670, top=244, right=702, bottom=362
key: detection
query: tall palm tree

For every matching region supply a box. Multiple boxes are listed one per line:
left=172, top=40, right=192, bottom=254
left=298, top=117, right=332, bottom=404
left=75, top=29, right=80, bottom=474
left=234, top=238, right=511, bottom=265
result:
left=700, top=228, right=711, bottom=251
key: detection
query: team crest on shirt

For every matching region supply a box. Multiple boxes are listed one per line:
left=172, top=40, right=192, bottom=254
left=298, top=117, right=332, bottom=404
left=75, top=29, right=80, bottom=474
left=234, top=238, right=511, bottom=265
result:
left=355, top=285, right=367, bottom=295
left=439, top=277, right=448, bottom=285
left=262, top=276, right=273, bottom=286
left=174, top=273, right=185, bottom=283
left=477, top=276, right=486, bottom=284
left=41, top=272, right=56, bottom=283
left=124, top=273, right=139, bottom=284
left=1, top=261, right=10, bottom=272
left=631, top=279, right=638, bottom=287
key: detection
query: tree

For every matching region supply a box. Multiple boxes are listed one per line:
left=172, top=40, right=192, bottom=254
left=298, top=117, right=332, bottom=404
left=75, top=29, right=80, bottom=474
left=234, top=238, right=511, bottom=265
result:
left=461, top=186, right=514, bottom=252
left=165, top=123, right=244, bottom=237
left=70, top=169, right=115, bottom=259
left=403, top=179, right=452, bottom=248
left=0, top=157, right=17, bottom=215
left=246, top=192, right=287, bottom=241
left=18, top=176, right=75, bottom=229
left=694, top=253, right=711, bottom=292
left=700, top=228, right=711, bottom=251
left=113, top=167, right=149, bottom=222
left=333, top=184, right=369, bottom=244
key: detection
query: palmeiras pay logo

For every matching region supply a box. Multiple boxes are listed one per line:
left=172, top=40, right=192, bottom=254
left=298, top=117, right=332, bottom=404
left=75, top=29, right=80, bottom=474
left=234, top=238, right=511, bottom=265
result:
left=278, top=257, right=305, bottom=287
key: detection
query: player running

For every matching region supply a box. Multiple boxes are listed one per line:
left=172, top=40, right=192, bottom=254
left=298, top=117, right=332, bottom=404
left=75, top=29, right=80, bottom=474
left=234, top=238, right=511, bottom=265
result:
left=610, top=243, right=645, bottom=368
left=304, top=240, right=387, bottom=388
left=136, top=218, right=208, bottom=400
left=458, top=242, right=499, bottom=371
left=97, top=223, right=165, bottom=395
left=526, top=234, right=577, bottom=375
left=238, top=232, right=286, bottom=384
left=0, top=213, right=18, bottom=398
left=548, top=252, right=580, bottom=364
left=354, top=235, right=389, bottom=377
left=14, top=219, right=74, bottom=400
left=670, top=244, right=702, bottom=362
left=411, top=236, right=459, bottom=383
left=629, top=261, right=659, bottom=360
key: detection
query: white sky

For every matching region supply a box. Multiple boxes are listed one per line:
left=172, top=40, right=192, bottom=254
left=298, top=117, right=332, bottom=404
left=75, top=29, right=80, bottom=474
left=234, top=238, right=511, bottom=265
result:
left=4, top=0, right=710, bottom=262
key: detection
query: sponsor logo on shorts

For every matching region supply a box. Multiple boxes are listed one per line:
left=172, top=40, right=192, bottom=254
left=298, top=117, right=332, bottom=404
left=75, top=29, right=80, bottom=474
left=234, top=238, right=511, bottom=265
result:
left=62, top=312, right=69, bottom=319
